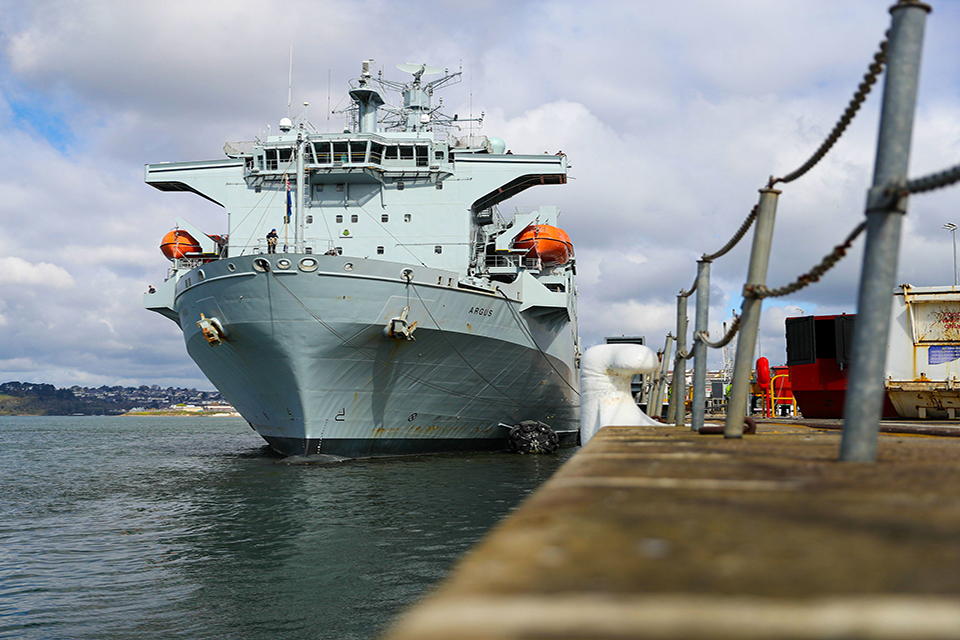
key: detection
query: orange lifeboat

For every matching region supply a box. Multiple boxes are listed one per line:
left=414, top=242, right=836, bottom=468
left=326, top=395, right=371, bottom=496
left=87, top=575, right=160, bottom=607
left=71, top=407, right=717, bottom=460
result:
left=512, top=224, right=573, bottom=267
left=160, top=229, right=202, bottom=260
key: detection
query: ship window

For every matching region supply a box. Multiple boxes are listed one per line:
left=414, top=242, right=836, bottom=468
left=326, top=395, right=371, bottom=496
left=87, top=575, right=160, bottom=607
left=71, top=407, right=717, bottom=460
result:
left=384, top=146, right=398, bottom=160
left=351, top=214, right=358, bottom=223
left=305, top=215, right=313, bottom=224
left=381, top=214, right=388, bottom=223
left=316, top=184, right=324, bottom=192
left=370, top=143, right=384, bottom=164
left=404, top=213, right=412, bottom=222
left=436, top=181, right=443, bottom=190
left=333, top=142, right=348, bottom=163
left=313, top=142, right=331, bottom=164
left=197, top=270, right=205, bottom=281
left=435, top=245, right=442, bottom=254
left=335, top=247, right=343, bottom=255
left=227, top=263, right=236, bottom=272
left=350, top=141, right=367, bottom=163
left=336, top=214, right=343, bottom=223
left=377, top=246, right=384, bottom=255
left=336, top=184, right=344, bottom=192
left=416, top=146, right=428, bottom=167
left=435, top=151, right=444, bottom=161
left=400, top=146, right=414, bottom=160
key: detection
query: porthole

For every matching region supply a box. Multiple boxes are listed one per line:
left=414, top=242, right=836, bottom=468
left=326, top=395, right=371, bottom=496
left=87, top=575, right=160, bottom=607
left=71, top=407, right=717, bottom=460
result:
left=227, top=263, right=237, bottom=272
left=343, top=262, right=355, bottom=271
left=377, top=246, right=384, bottom=255
left=298, top=258, right=318, bottom=272
left=253, top=258, right=270, bottom=272
left=397, top=181, right=405, bottom=190
left=197, top=269, right=205, bottom=281
left=404, top=213, right=412, bottom=223
left=276, top=258, right=292, bottom=270
left=351, top=214, right=358, bottom=223
left=400, top=268, right=414, bottom=282
left=381, top=214, right=389, bottom=223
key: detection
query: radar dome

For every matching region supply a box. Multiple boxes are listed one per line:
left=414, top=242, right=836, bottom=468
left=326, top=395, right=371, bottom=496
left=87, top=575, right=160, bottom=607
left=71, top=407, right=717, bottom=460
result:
left=487, top=137, right=506, bottom=155
left=279, top=117, right=293, bottom=133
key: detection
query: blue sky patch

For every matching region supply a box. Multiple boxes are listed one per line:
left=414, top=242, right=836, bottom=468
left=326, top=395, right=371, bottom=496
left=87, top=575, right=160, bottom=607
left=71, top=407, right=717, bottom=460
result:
left=9, top=98, right=78, bottom=153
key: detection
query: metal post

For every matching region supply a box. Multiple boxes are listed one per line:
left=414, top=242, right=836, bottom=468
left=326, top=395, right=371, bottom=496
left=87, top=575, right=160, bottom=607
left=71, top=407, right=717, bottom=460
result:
left=945, top=223, right=958, bottom=286
left=841, top=1, right=930, bottom=462
left=691, top=260, right=711, bottom=431
left=668, top=293, right=689, bottom=426
left=648, top=334, right=673, bottom=418
left=724, top=188, right=781, bottom=438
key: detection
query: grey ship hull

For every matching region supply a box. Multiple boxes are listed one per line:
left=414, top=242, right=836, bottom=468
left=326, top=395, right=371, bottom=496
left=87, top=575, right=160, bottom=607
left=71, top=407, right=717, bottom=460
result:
left=174, top=254, right=580, bottom=457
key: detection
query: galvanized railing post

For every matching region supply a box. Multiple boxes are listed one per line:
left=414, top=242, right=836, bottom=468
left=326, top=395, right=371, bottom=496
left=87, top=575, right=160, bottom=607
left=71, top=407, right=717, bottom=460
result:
left=841, top=0, right=930, bottom=462
left=668, top=293, right=689, bottom=426
left=724, top=188, right=781, bottom=438
left=648, top=333, right=673, bottom=418
left=691, top=260, right=711, bottom=431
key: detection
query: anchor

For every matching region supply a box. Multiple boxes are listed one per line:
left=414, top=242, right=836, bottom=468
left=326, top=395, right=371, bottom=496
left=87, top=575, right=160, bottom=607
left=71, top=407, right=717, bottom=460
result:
left=383, top=306, right=418, bottom=341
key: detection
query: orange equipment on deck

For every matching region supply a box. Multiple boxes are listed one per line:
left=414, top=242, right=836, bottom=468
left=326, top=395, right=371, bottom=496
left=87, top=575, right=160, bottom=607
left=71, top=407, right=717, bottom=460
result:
left=512, top=224, right=574, bottom=266
left=160, top=229, right=202, bottom=260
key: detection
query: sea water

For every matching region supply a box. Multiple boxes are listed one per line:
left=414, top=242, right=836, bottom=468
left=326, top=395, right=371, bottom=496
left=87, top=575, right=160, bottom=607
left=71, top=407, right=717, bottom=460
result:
left=0, top=416, right=574, bottom=640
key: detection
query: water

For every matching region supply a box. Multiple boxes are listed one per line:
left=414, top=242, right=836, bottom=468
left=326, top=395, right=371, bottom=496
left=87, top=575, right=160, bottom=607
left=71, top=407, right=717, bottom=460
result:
left=0, top=416, right=575, bottom=640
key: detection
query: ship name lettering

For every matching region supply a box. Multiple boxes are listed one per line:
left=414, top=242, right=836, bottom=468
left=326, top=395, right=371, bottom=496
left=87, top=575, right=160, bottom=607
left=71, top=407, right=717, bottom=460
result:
left=468, top=307, right=493, bottom=317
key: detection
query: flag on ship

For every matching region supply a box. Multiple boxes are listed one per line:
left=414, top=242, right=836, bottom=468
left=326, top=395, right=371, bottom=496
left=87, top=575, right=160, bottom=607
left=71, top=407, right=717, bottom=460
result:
left=285, top=178, right=292, bottom=224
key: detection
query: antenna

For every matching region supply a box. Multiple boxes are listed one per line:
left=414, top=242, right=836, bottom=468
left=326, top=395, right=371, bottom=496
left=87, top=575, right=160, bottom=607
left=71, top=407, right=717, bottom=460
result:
left=327, top=69, right=331, bottom=133
left=287, top=46, right=293, bottom=117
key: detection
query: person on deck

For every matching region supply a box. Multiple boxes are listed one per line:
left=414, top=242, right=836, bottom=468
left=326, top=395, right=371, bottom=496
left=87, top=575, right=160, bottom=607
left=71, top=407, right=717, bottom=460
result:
left=266, top=229, right=278, bottom=254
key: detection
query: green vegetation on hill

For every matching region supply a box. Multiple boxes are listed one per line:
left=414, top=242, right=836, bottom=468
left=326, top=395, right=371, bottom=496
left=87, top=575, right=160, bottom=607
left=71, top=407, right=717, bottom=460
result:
left=0, top=382, right=136, bottom=416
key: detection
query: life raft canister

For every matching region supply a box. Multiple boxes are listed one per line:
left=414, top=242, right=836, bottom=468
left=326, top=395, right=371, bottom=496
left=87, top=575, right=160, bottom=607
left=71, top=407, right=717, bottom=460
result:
left=160, top=229, right=202, bottom=260
left=512, top=224, right=574, bottom=267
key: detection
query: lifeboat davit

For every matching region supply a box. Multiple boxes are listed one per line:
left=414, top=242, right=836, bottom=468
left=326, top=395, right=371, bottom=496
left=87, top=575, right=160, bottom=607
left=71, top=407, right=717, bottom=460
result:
left=160, top=229, right=202, bottom=260
left=512, top=224, right=573, bottom=267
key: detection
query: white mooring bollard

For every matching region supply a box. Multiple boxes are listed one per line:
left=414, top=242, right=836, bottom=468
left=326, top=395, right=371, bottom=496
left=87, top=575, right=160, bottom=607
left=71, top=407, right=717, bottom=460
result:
left=580, top=343, right=661, bottom=444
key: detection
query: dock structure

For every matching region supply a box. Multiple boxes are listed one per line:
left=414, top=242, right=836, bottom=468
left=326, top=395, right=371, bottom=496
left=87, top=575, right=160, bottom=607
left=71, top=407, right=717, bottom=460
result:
left=384, top=422, right=960, bottom=639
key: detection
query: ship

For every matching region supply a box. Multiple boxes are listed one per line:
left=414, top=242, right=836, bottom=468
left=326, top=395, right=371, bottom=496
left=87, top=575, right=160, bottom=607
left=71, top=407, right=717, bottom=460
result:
left=143, top=61, right=581, bottom=458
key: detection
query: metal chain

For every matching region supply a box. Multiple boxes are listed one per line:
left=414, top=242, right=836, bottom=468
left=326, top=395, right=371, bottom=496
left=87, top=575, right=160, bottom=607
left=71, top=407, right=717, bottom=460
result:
left=701, top=205, right=758, bottom=262
left=743, top=221, right=866, bottom=299
left=771, top=35, right=888, bottom=187
left=906, top=162, right=960, bottom=194
left=695, top=315, right=741, bottom=350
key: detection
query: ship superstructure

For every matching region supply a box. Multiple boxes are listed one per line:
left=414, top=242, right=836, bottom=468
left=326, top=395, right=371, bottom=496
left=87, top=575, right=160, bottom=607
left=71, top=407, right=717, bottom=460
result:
left=144, top=61, right=580, bottom=457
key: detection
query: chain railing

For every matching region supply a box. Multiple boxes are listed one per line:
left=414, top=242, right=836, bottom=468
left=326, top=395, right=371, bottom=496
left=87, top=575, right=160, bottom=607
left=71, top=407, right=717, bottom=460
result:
left=770, top=35, right=889, bottom=187
left=658, top=1, right=943, bottom=448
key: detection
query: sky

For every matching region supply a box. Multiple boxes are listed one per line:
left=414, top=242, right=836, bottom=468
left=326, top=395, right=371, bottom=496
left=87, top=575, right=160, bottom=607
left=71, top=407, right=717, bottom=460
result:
left=1, top=0, right=960, bottom=390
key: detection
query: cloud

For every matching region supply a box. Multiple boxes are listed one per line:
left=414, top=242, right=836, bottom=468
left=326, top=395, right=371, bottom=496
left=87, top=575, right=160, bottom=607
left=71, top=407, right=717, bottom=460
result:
left=0, top=0, right=958, bottom=390
left=0, top=256, right=74, bottom=288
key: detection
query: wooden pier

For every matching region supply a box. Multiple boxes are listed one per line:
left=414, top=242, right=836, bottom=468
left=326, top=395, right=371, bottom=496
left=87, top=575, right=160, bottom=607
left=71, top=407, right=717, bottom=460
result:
left=383, top=421, right=960, bottom=639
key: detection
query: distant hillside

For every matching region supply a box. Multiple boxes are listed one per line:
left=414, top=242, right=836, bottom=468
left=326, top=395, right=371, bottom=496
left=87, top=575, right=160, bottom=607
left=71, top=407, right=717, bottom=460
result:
left=0, top=381, right=150, bottom=416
